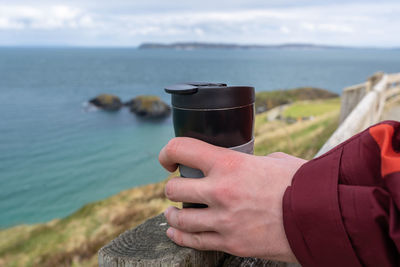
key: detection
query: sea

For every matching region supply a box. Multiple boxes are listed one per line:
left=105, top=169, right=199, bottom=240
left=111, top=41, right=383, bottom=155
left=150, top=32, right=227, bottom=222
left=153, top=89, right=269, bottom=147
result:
left=1, top=47, right=399, bottom=228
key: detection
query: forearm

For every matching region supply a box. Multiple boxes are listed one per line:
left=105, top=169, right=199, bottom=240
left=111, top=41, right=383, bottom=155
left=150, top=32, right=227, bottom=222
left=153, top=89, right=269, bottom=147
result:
left=283, top=120, right=400, bottom=266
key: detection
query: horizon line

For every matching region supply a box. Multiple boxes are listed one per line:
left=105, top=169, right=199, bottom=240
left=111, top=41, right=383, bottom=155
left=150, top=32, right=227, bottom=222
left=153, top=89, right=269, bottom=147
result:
left=0, top=42, right=398, bottom=50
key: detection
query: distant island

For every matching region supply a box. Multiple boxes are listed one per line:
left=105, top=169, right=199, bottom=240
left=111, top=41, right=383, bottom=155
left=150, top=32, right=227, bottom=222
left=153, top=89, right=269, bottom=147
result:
left=138, top=42, right=346, bottom=50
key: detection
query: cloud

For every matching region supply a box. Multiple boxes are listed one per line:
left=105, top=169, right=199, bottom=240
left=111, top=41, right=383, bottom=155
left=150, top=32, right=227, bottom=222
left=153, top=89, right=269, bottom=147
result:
left=0, top=2, right=399, bottom=46
left=300, top=23, right=354, bottom=33
left=0, top=5, right=94, bottom=30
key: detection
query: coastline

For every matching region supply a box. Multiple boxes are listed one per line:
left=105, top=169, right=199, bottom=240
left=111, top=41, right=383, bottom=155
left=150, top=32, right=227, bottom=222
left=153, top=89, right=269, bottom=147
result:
left=0, top=96, right=340, bottom=267
left=2, top=47, right=399, bottom=229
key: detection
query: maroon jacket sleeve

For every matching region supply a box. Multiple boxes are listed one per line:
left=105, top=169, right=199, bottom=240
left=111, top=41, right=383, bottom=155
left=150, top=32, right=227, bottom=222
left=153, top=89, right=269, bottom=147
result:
left=283, top=120, right=400, bottom=266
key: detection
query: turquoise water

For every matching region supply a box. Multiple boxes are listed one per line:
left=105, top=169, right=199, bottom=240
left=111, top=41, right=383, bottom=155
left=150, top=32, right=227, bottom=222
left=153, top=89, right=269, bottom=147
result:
left=1, top=47, right=399, bottom=228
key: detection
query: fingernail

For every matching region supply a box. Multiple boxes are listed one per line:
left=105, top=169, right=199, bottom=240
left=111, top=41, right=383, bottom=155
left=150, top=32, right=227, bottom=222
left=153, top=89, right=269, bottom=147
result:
left=167, top=227, right=175, bottom=239
left=164, top=206, right=173, bottom=217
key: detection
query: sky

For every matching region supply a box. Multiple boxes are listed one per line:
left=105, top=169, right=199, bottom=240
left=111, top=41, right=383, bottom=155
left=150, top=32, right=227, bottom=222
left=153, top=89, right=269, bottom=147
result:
left=0, top=0, right=399, bottom=47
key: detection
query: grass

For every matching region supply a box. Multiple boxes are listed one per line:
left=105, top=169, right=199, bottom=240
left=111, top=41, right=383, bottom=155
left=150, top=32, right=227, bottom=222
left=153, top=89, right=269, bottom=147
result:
left=255, top=87, right=338, bottom=113
left=254, top=111, right=268, bottom=130
left=254, top=111, right=339, bottom=159
left=0, top=179, right=179, bottom=267
left=283, top=98, right=340, bottom=118
left=0, top=98, right=341, bottom=267
left=254, top=98, right=340, bottom=159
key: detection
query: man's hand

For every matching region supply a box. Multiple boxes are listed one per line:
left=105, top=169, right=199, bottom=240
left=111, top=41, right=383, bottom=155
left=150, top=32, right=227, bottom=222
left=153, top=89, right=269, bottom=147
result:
left=159, top=137, right=306, bottom=262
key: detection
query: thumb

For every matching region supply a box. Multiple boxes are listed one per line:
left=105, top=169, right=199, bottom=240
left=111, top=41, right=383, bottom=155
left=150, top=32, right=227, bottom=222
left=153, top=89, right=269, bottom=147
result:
left=159, top=137, right=226, bottom=175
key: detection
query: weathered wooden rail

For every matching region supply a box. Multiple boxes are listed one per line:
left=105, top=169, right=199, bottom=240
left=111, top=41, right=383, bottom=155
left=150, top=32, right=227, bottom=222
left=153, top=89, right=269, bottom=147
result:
left=98, top=213, right=291, bottom=266
left=316, top=72, right=400, bottom=156
left=99, top=72, right=400, bottom=267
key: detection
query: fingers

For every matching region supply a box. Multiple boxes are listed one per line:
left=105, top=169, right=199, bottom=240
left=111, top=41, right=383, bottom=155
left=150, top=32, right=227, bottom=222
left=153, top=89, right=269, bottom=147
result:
left=159, top=137, right=226, bottom=175
left=165, top=177, right=211, bottom=204
left=164, top=206, right=216, bottom=232
left=166, top=227, right=223, bottom=251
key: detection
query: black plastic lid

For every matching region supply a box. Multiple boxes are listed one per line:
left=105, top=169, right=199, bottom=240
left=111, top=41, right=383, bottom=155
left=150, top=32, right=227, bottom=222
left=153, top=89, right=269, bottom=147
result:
left=165, top=82, right=255, bottom=109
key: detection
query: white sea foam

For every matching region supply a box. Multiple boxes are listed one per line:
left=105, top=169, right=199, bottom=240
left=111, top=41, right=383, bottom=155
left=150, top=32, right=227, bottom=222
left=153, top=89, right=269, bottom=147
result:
left=82, top=101, right=99, bottom=112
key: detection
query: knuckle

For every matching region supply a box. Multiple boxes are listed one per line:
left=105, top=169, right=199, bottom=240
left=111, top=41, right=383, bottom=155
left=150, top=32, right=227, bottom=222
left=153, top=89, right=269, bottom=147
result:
left=218, top=213, right=234, bottom=229
left=173, top=231, right=183, bottom=246
left=225, top=240, right=245, bottom=256
left=215, top=213, right=236, bottom=237
left=212, top=182, right=239, bottom=205
left=176, top=212, right=185, bottom=229
left=165, top=179, right=176, bottom=199
left=165, top=138, right=180, bottom=158
left=193, top=233, right=205, bottom=250
left=224, top=241, right=235, bottom=254
left=210, top=184, right=225, bottom=204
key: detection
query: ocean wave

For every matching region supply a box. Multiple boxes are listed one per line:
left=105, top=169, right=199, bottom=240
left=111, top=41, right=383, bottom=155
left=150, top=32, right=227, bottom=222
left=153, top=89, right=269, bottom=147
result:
left=81, top=101, right=99, bottom=112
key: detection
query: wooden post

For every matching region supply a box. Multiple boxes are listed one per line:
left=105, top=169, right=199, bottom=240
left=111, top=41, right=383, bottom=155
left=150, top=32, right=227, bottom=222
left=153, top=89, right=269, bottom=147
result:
left=98, top=213, right=291, bottom=267
left=367, top=71, right=384, bottom=91
left=339, top=83, right=367, bottom=123
left=317, top=74, right=392, bottom=156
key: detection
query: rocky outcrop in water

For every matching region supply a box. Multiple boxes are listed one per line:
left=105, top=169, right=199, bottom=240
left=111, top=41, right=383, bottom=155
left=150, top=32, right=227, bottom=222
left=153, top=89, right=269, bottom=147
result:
left=89, top=94, right=123, bottom=111
left=125, top=95, right=171, bottom=118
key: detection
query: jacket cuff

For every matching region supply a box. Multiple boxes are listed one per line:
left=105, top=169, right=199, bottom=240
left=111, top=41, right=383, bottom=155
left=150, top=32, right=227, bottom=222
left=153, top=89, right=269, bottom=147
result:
left=282, top=148, right=361, bottom=267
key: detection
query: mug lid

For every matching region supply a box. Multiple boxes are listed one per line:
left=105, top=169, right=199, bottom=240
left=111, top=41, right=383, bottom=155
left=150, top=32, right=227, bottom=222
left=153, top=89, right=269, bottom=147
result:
left=165, top=82, right=254, bottom=109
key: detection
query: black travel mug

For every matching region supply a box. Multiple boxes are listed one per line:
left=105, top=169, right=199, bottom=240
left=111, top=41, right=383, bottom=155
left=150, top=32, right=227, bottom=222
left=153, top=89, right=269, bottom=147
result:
left=165, top=82, right=255, bottom=208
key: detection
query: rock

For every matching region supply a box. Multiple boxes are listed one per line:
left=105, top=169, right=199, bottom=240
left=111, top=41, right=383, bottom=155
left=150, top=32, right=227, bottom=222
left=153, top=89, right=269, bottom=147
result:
left=89, top=94, right=123, bottom=111
left=125, top=95, right=171, bottom=118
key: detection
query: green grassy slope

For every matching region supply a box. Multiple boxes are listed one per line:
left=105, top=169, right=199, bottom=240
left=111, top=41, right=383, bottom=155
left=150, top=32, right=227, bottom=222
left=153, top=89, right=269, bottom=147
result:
left=283, top=98, right=340, bottom=118
left=254, top=98, right=340, bottom=159
left=255, top=87, right=338, bottom=113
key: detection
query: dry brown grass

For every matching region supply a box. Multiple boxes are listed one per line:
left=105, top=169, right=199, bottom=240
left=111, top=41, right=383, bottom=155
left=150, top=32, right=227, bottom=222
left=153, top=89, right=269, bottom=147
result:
left=0, top=176, right=179, bottom=267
